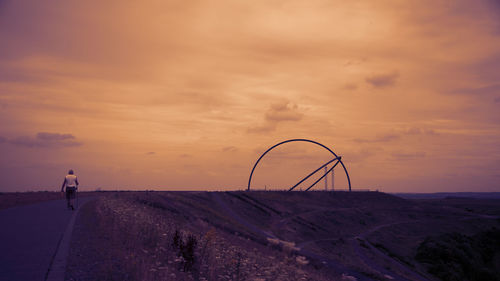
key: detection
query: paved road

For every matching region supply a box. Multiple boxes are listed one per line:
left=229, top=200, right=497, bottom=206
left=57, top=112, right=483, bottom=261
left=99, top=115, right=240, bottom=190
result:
left=0, top=197, right=94, bottom=281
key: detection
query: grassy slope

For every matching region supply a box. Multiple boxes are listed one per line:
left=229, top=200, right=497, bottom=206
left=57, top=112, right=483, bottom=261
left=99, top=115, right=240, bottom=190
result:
left=65, top=191, right=500, bottom=281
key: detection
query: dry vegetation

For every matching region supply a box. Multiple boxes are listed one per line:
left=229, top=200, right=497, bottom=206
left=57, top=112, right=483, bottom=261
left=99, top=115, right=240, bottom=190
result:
left=65, top=191, right=500, bottom=281
left=66, top=192, right=334, bottom=281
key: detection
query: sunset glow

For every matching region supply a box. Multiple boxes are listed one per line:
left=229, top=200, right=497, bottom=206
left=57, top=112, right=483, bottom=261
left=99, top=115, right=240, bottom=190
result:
left=1, top=0, right=499, bottom=192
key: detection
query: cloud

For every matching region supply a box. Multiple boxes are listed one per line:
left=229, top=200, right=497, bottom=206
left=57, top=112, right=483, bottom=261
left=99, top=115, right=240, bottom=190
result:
left=148, top=90, right=231, bottom=112
left=424, top=129, right=437, bottom=135
left=468, top=53, right=500, bottom=82
left=495, top=97, right=500, bottom=103
left=343, top=58, right=367, bottom=67
left=247, top=123, right=277, bottom=134
left=251, top=145, right=326, bottom=165
left=342, top=83, right=358, bottom=90
left=146, top=151, right=155, bottom=155
left=353, top=134, right=400, bottom=143
left=222, top=146, right=238, bottom=152
left=6, top=132, right=82, bottom=148
left=0, top=136, right=6, bottom=143
left=248, top=100, right=303, bottom=134
left=8, top=136, right=39, bottom=147
left=405, top=127, right=438, bottom=135
left=451, top=83, right=500, bottom=96
left=36, top=132, right=75, bottom=141
left=344, top=148, right=378, bottom=163
left=265, top=101, right=303, bottom=122
left=365, top=71, right=399, bottom=88
left=391, top=151, right=426, bottom=160
left=406, top=127, right=422, bottom=135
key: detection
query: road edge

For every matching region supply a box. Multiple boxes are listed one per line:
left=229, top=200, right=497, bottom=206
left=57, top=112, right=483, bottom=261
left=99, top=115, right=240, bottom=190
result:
left=45, top=198, right=93, bottom=281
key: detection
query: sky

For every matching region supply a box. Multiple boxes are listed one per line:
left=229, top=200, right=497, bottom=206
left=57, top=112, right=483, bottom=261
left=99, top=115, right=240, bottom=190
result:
left=1, top=0, right=499, bottom=192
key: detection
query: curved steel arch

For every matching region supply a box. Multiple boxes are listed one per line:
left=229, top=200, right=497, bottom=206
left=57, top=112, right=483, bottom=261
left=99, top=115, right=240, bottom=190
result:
left=247, top=139, right=351, bottom=191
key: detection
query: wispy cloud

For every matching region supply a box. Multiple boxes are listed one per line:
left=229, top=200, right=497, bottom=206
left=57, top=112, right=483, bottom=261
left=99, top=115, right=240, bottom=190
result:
left=342, top=83, right=358, bottom=91
left=451, top=84, right=500, bottom=96
left=365, top=71, right=399, bottom=88
left=5, top=132, right=82, bottom=148
left=222, top=146, right=238, bottom=152
left=405, top=127, right=437, bottom=135
left=353, top=134, right=400, bottom=143
left=252, top=145, right=326, bottom=163
left=406, top=127, right=422, bottom=135
left=391, top=151, right=426, bottom=160
left=247, top=123, right=277, bottom=134
left=36, top=132, right=75, bottom=141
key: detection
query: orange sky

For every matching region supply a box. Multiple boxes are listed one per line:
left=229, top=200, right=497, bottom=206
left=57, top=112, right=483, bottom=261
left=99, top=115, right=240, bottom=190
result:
left=1, top=0, right=499, bottom=192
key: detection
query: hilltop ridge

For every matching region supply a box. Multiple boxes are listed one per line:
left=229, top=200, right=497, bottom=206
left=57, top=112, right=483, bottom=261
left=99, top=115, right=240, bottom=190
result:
left=65, top=191, right=500, bottom=281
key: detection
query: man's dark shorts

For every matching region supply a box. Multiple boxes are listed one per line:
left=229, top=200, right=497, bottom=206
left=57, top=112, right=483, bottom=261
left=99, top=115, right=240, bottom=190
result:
left=66, top=187, right=76, bottom=200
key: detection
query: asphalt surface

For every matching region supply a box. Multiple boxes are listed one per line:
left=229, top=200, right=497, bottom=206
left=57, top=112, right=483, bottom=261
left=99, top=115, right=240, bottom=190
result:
left=0, top=197, right=94, bottom=281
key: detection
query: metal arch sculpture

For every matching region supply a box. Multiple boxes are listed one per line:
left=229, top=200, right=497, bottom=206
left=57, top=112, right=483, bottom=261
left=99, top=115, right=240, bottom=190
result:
left=247, top=139, right=351, bottom=192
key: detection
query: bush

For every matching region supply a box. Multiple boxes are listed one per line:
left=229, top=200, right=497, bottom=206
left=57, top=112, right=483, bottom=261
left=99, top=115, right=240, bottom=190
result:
left=171, top=230, right=198, bottom=272
left=172, top=230, right=181, bottom=249
left=415, top=228, right=500, bottom=281
left=181, top=234, right=198, bottom=271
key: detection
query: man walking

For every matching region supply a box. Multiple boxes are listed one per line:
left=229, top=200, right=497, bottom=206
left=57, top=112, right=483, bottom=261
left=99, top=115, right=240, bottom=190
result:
left=61, top=169, right=79, bottom=210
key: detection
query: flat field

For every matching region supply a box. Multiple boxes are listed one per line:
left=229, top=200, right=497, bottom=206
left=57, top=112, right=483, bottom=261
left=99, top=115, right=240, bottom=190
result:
left=65, top=191, right=500, bottom=281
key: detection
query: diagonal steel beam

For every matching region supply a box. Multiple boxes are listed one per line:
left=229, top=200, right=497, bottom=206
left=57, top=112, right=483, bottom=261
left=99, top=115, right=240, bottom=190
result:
left=305, top=158, right=341, bottom=191
left=288, top=157, right=341, bottom=191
